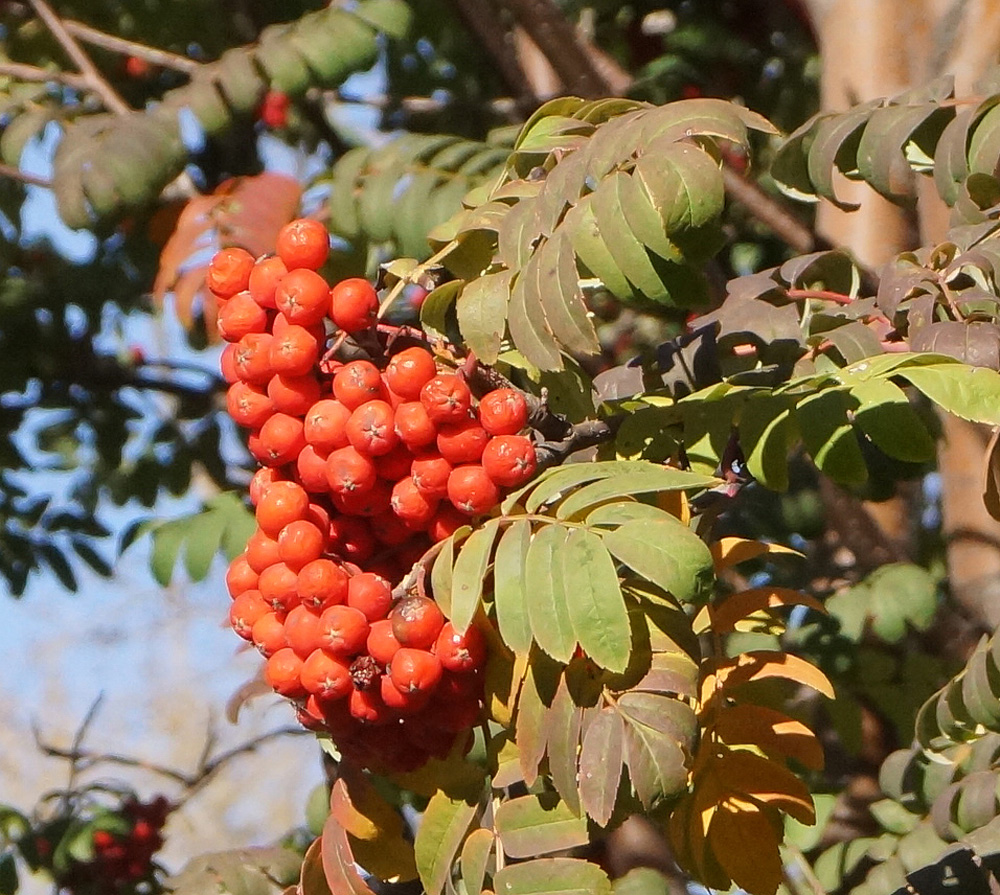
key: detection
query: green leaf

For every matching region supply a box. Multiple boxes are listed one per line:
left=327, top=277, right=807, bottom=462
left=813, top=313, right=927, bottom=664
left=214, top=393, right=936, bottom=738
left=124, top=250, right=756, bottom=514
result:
left=457, top=271, right=512, bottom=365
left=459, top=829, right=494, bottom=895
left=850, top=379, right=937, bottom=463
left=414, top=791, right=480, bottom=895
left=611, top=868, right=672, bottom=895
left=525, top=524, right=577, bottom=663
left=0, top=853, right=16, bottom=895
left=740, top=395, right=798, bottom=491
left=431, top=533, right=457, bottom=618
left=563, top=529, right=631, bottom=673
left=493, top=858, right=612, bottom=895
left=492, top=520, right=533, bottom=657
left=617, top=692, right=696, bottom=808
left=897, top=364, right=1000, bottom=425
left=449, top=518, right=501, bottom=633
left=554, top=467, right=718, bottom=520
left=508, top=261, right=563, bottom=371
left=794, top=388, right=868, bottom=485
left=495, top=793, right=589, bottom=858
left=579, top=707, right=625, bottom=826
left=601, top=518, right=714, bottom=604
left=182, top=509, right=225, bottom=582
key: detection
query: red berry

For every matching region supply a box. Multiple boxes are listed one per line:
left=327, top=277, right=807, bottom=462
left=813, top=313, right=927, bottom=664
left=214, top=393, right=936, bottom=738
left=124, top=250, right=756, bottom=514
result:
left=295, top=443, right=330, bottom=493
left=390, top=477, right=438, bottom=529
left=255, top=413, right=307, bottom=467
left=435, top=622, right=487, bottom=672
left=270, top=324, right=321, bottom=377
left=207, top=247, right=255, bottom=299
left=420, top=374, right=472, bottom=425
left=268, top=372, right=322, bottom=416
left=227, top=381, right=274, bottom=429
left=385, top=347, right=437, bottom=399
left=347, top=572, right=393, bottom=621
left=229, top=589, right=269, bottom=639
left=333, top=361, right=383, bottom=409
left=328, top=515, right=376, bottom=563
left=436, top=418, right=489, bottom=464
left=367, top=618, right=402, bottom=666
left=245, top=529, right=282, bottom=573
left=275, top=268, right=331, bottom=326
left=232, top=332, right=274, bottom=384
left=380, top=674, right=431, bottom=714
left=250, top=467, right=284, bottom=506
left=305, top=399, right=351, bottom=452
left=217, top=291, right=268, bottom=341
left=277, top=519, right=325, bottom=570
left=252, top=611, right=287, bottom=656
left=297, top=559, right=349, bottom=610
left=283, top=604, right=323, bottom=657
left=349, top=686, right=391, bottom=724
left=391, top=594, right=445, bottom=649
left=389, top=648, right=443, bottom=695
left=376, top=443, right=415, bottom=481
left=276, top=218, right=330, bottom=271
left=330, top=278, right=378, bottom=333
left=326, top=446, right=378, bottom=494
left=300, top=649, right=352, bottom=699
left=319, top=604, right=370, bottom=655
left=394, top=401, right=438, bottom=449
left=265, top=647, right=306, bottom=697
left=481, top=434, right=537, bottom=487
left=332, top=479, right=392, bottom=517
left=258, top=561, right=301, bottom=612
left=427, top=504, right=468, bottom=542
left=346, top=400, right=399, bottom=457
left=226, top=554, right=258, bottom=597
left=248, top=254, right=288, bottom=309
left=411, top=453, right=452, bottom=499
left=255, top=480, right=310, bottom=537
left=447, top=465, right=500, bottom=516
left=478, top=388, right=529, bottom=435
left=260, top=89, right=290, bottom=129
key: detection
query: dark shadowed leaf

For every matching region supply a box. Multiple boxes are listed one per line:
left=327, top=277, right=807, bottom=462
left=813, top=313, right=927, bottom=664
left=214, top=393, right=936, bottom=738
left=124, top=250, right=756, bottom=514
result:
left=618, top=692, right=696, bottom=808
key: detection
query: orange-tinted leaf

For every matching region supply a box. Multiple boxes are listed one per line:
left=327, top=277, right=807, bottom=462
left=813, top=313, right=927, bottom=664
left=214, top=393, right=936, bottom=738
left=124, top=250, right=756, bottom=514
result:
left=320, top=801, right=377, bottom=895
left=153, top=193, right=221, bottom=303
left=300, top=837, right=332, bottom=895
left=701, top=651, right=835, bottom=706
left=710, top=537, right=801, bottom=571
left=708, top=797, right=784, bottom=895
left=712, top=703, right=824, bottom=771
left=704, top=587, right=824, bottom=635
left=713, top=749, right=815, bottom=824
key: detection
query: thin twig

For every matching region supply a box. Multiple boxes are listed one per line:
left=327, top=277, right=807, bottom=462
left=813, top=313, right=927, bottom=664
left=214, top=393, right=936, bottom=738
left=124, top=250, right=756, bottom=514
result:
left=722, top=165, right=818, bottom=255
left=26, top=0, right=131, bottom=116
left=0, top=60, right=90, bottom=91
left=0, top=162, right=52, bottom=188
left=61, top=19, right=200, bottom=74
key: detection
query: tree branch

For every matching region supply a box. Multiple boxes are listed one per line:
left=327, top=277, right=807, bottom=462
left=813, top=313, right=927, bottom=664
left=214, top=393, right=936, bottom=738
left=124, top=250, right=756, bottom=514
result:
left=0, top=59, right=90, bottom=91
left=61, top=18, right=200, bottom=74
left=26, top=0, right=131, bottom=116
left=0, top=162, right=52, bottom=188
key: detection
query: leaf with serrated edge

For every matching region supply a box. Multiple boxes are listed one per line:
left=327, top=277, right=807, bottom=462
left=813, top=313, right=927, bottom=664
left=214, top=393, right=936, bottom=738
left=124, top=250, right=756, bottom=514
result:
left=508, top=261, right=563, bottom=371
left=450, top=519, right=500, bottom=633
left=618, top=692, right=695, bottom=808
left=701, top=651, right=835, bottom=707
left=515, top=663, right=549, bottom=786
left=493, top=857, right=612, bottom=895
left=556, top=469, right=718, bottom=520
left=563, top=529, right=631, bottom=672
left=536, top=232, right=601, bottom=355
left=636, top=143, right=724, bottom=234
left=897, top=364, right=1000, bottom=425
left=457, top=271, right=512, bottom=365
left=413, top=791, right=480, bottom=895
left=712, top=704, right=824, bottom=770
left=710, top=537, right=802, bottom=571
left=492, top=520, right=533, bottom=657
left=525, top=524, right=577, bottom=662
left=601, top=518, right=713, bottom=604
left=705, top=587, right=825, bottom=635
left=545, top=675, right=584, bottom=814
left=495, top=793, right=588, bottom=859
left=579, top=708, right=625, bottom=826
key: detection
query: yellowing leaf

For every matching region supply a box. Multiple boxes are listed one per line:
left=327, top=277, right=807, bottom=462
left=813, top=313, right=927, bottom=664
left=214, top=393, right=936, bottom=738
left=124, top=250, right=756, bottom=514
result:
left=329, top=776, right=418, bottom=882
left=700, top=587, right=825, bottom=635
left=713, top=749, right=815, bottom=825
left=701, top=651, right=835, bottom=706
left=709, top=797, right=784, bottom=895
left=656, top=489, right=690, bottom=524
left=712, top=704, right=824, bottom=771
left=710, top=537, right=802, bottom=571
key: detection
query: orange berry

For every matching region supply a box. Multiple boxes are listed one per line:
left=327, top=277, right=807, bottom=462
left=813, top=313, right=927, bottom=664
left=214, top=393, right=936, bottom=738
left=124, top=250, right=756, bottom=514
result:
left=447, top=465, right=500, bottom=516
left=229, top=589, right=268, bottom=639
left=270, top=324, right=321, bottom=377
left=411, top=453, right=452, bottom=499
left=427, top=504, right=468, bottom=542
left=375, top=443, right=415, bottom=481
left=435, top=622, right=487, bottom=673
left=326, top=445, right=377, bottom=495
left=250, top=468, right=284, bottom=505
left=217, top=291, right=268, bottom=342
left=275, top=268, right=331, bottom=327
left=258, top=561, right=301, bottom=612
left=385, top=347, right=437, bottom=400
left=295, top=443, right=330, bottom=493
left=207, top=247, right=255, bottom=299
left=245, top=528, right=282, bottom=573
left=390, top=477, right=438, bottom=529
left=251, top=611, right=287, bottom=656
left=380, top=673, right=430, bottom=714
left=297, top=558, right=349, bottom=610
left=327, top=516, right=376, bottom=563
left=220, top=343, right=240, bottom=384
left=347, top=572, right=393, bottom=621
left=277, top=519, right=325, bottom=570
left=276, top=218, right=330, bottom=271
left=420, top=374, right=472, bottom=425
left=232, top=332, right=274, bottom=385
left=478, top=388, right=529, bottom=435
left=389, top=648, right=442, bottom=695
left=367, top=618, right=402, bottom=666
left=330, top=278, right=378, bottom=333
left=268, top=372, right=322, bottom=416
left=255, top=413, right=306, bottom=466
left=255, top=480, right=310, bottom=537
left=319, top=604, right=370, bottom=655
left=227, top=381, right=274, bottom=429
left=436, top=419, right=489, bottom=465
left=390, top=594, right=444, bottom=650
left=305, top=399, right=351, bottom=452
left=394, top=401, right=437, bottom=449
left=333, top=360, right=384, bottom=410
left=300, top=649, right=352, bottom=699
left=226, top=554, right=258, bottom=598
left=481, top=434, right=537, bottom=487
left=265, top=647, right=306, bottom=697
left=346, top=400, right=398, bottom=457
left=248, top=254, right=288, bottom=309
left=283, top=604, right=324, bottom=657
left=332, top=479, right=392, bottom=517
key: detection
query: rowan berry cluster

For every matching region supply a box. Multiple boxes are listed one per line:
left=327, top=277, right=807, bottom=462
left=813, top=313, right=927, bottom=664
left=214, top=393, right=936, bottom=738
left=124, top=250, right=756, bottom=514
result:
left=212, top=219, right=537, bottom=772
left=33, top=796, right=170, bottom=895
